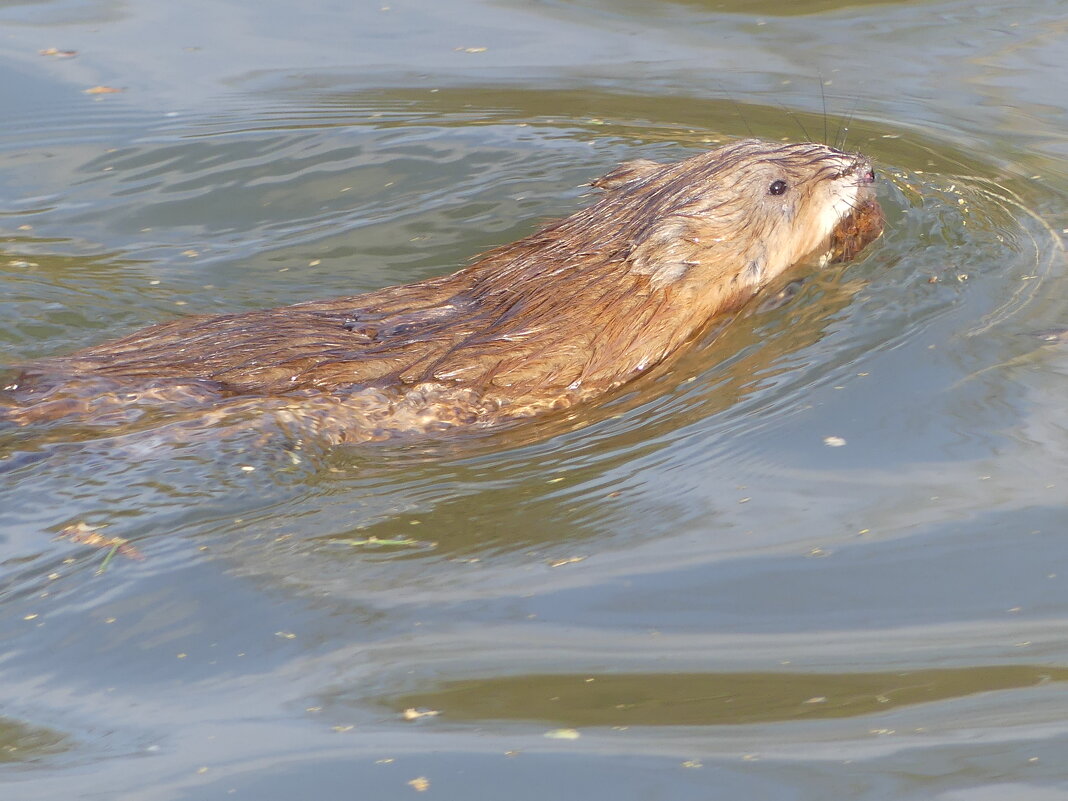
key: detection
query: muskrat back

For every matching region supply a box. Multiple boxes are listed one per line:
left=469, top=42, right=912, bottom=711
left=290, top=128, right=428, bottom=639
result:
left=2, top=138, right=884, bottom=441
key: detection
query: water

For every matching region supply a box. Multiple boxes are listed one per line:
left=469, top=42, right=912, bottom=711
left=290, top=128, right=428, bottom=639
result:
left=2, top=0, right=1068, bottom=798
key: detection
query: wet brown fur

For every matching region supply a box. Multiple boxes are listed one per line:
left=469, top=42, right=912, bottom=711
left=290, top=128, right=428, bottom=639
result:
left=2, top=139, right=883, bottom=441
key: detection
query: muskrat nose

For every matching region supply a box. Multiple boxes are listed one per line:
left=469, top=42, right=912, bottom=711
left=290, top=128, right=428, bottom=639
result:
left=834, top=158, right=875, bottom=185
left=854, top=158, right=876, bottom=185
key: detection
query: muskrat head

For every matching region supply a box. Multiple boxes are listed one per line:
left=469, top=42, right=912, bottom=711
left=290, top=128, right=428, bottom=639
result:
left=593, top=139, right=881, bottom=293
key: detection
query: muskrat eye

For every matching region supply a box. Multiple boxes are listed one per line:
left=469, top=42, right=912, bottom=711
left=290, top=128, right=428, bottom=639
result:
left=768, top=179, right=788, bottom=196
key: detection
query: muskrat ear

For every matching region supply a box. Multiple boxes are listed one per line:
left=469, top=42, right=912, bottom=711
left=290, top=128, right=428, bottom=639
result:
left=590, top=159, right=663, bottom=190
left=629, top=217, right=698, bottom=287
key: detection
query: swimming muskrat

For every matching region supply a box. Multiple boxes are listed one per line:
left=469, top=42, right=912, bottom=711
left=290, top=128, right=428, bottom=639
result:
left=1, top=139, right=883, bottom=442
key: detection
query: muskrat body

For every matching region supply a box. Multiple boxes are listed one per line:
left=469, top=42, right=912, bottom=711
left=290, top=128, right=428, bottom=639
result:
left=2, top=139, right=883, bottom=442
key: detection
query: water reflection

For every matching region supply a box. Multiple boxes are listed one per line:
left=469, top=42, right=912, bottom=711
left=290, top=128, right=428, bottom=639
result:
left=1, top=1, right=1068, bottom=798
left=0, top=717, right=67, bottom=764
left=386, top=665, right=1068, bottom=726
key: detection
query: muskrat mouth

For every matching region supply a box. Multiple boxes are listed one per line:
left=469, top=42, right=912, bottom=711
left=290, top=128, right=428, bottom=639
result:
left=828, top=195, right=884, bottom=262
left=853, top=167, right=877, bottom=185
left=832, top=157, right=876, bottom=186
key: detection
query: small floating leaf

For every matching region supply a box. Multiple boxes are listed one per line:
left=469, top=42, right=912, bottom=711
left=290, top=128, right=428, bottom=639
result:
left=548, top=556, right=586, bottom=568
left=334, top=536, right=432, bottom=549
left=544, top=728, right=580, bottom=740
left=56, top=522, right=144, bottom=565
left=402, top=708, right=440, bottom=721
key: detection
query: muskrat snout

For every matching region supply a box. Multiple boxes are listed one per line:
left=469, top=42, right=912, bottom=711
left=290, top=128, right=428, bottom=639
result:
left=842, top=158, right=876, bottom=186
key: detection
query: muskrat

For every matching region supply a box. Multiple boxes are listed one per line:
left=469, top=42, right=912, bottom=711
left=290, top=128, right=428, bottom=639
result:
left=1, top=139, right=883, bottom=442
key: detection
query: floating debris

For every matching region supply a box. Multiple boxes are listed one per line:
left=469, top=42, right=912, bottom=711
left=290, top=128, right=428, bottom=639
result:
left=544, top=728, right=580, bottom=740
left=402, top=708, right=440, bottom=721
left=548, top=556, right=586, bottom=568
left=1030, top=328, right=1068, bottom=343
left=56, top=522, right=144, bottom=571
left=333, top=536, right=435, bottom=550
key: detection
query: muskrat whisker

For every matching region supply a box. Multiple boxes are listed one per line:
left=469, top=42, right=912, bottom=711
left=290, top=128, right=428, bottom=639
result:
left=835, top=94, right=862, bottom=151
left=778, top=101, right=813, bottom=144
left=818, top=73, right=829, bottom=146
left=709, top=79, right=755, bottom=139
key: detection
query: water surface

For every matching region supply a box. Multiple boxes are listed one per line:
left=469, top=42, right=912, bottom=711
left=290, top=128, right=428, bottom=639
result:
left=2, top=0, right=1068, bottom=799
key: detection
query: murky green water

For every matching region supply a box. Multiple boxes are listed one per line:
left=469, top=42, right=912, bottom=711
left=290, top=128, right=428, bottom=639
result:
left=2, top=0, right=1068, bottom=798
